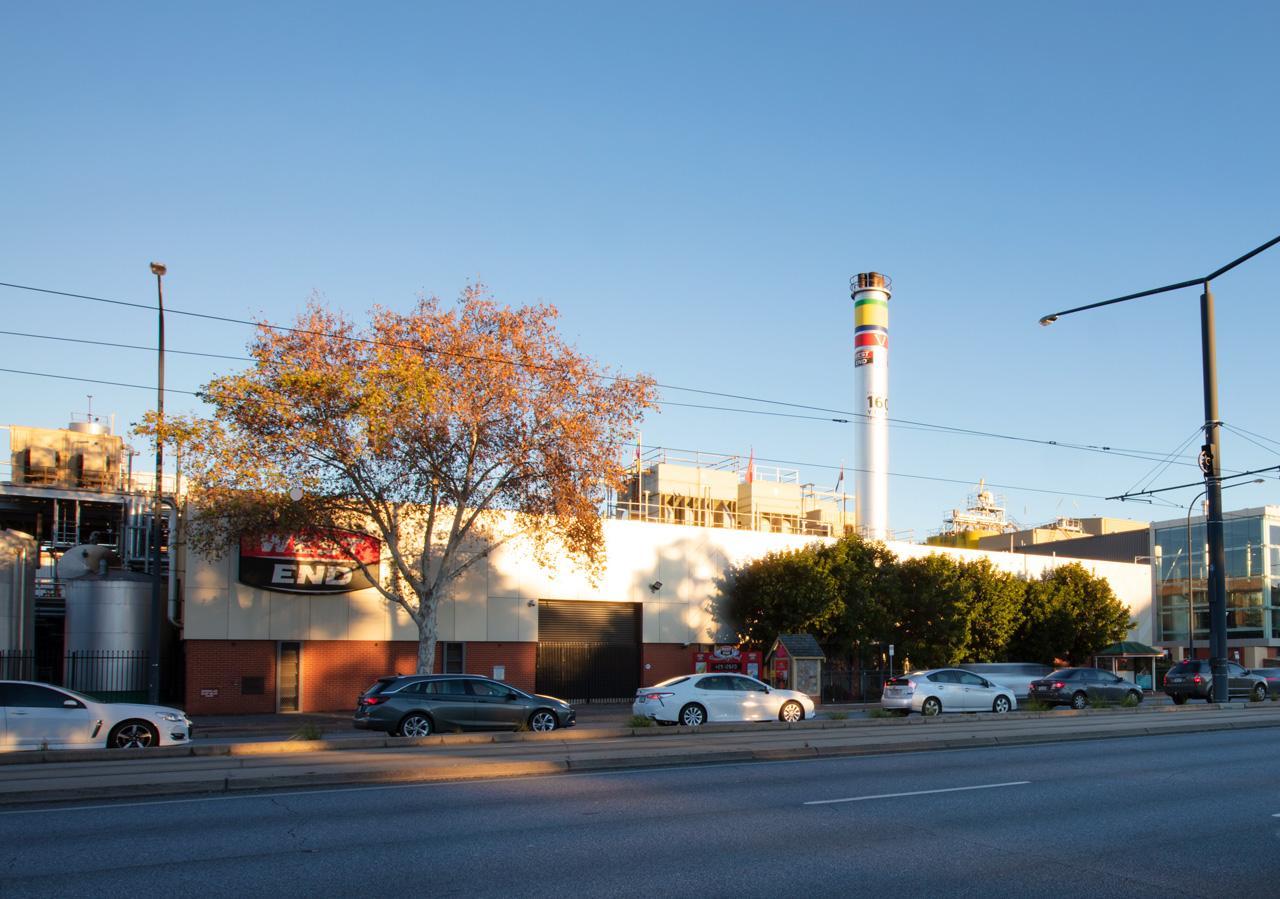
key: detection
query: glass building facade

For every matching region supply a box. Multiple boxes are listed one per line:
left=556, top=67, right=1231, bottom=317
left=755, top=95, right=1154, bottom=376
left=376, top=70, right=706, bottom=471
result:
left=1152, top=508, right=1279, bottom=647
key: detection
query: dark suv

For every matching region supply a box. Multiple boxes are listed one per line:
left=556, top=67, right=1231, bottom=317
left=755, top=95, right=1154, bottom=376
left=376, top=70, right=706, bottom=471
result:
left=353, top=674, right=576, bottom=737
left=1162, top=660, right=1268, bottom=704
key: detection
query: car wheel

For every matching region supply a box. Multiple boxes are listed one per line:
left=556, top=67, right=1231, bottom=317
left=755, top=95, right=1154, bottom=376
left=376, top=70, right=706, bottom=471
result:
left=992, top=695, right=1011, bottom=714
left=108, top=720, right=158, bottom=749
left=921, top=697, right=942, bottom=717
left=779, top=701, right=804, bottom=723
left=529, top=709, right=559, bottom=732
left=679, top=703, right=707, bottom=727
left=1253, top=684, right=1267, bottom=703
left=1127, top=691, right=1143, bottom=705
left=1070, top=692, right=1088, bottom=710
left=1171, top=694, right=1187, bottom=705
left=398, top=713, right=433, bottom=738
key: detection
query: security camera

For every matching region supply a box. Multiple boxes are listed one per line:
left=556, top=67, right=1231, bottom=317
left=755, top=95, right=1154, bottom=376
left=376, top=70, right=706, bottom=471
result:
left=649, top=581, right=663, bottom=592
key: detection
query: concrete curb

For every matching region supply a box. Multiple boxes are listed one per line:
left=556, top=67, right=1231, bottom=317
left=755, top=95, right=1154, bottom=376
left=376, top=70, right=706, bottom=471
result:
left=0, top=700, right=1272, bottom=766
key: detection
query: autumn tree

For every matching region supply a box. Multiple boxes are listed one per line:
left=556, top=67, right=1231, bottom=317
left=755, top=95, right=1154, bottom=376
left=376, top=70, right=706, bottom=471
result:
left=139, top=285, right=654, bottom=672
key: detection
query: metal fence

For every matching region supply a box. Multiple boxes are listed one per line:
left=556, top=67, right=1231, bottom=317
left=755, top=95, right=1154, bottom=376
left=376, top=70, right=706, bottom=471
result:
left=0, top=650, right=149, bottom=702
left=821, top=667, right=893, bottom=703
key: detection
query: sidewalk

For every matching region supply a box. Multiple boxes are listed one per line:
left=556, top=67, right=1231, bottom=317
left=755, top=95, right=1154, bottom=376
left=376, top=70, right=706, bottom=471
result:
left=1, top=702, right=1276, bottom=807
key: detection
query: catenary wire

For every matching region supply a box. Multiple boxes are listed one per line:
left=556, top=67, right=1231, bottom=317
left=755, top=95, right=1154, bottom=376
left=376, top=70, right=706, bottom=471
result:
left=0, top=365, right=1149, bottom=506
left=0, top=286, right=1210, bottom=469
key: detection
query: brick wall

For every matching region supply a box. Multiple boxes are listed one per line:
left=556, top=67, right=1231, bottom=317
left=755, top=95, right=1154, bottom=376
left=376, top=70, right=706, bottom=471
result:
left=185, top=640, right=278, bottom=715
left=642, top=643, right=693, bottom=686
left=186, top=639, right=540, bottom=714
left=455, top=642, right=536, bottom=693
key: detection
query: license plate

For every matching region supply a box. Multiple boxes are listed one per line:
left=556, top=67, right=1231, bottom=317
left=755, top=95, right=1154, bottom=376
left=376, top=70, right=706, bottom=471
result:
left=885, top=687, right=900, bottom=696
left=1168, top=677, right=1183, bottom=683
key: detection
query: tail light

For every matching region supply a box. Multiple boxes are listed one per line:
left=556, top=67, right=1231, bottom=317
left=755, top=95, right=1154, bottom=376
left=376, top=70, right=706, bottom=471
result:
left=1193, top=675, right=1202, bottom=684
left=643, top=691, right=674, bottom=701
left=361, top=696, right=388, bottom=705
left=1053, top=682, right=1065, bottom=689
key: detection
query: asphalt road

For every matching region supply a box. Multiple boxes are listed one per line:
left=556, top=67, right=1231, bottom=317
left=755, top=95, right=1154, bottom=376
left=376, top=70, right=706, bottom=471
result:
left=2, top=728, right=1278, bottom=898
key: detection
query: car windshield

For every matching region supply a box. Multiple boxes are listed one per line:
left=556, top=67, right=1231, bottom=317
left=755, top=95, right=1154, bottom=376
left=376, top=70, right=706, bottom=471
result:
left=652, top=676, right=690, bottom=688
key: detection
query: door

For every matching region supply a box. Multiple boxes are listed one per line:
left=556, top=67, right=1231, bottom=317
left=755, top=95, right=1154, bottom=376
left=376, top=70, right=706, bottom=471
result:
left=1100, top=671, right=1128, bottom=701
left=2, top=683, right=94, bottom=748
left=955, top=670, right=991, bottom=710
left=537, top=600, right=641, bottom=702
left=728, top=675, right=771, bottom=720
left=691, top=676, right=738, bottom=721
left=926, top=671, right=963, bottom=711
left=1227, top=663, right=1249, bottom=698
left=425, top=678, right=478, bottom=729
left=278, top=642, right=301, bottom=713
left=467, top=679, right=525, bottom=728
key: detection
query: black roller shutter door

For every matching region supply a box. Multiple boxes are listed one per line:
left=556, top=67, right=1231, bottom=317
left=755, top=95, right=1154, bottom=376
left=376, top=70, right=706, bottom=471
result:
left=536, top=600, right=641, bottom=703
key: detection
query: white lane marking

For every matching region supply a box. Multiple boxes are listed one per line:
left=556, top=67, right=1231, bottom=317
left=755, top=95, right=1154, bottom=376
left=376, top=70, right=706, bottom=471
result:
left=804, top=780, right=1031, bottom=806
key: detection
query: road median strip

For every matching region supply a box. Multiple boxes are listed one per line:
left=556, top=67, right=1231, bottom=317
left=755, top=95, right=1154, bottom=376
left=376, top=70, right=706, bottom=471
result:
left=3, top=705, right=1279, bottom=807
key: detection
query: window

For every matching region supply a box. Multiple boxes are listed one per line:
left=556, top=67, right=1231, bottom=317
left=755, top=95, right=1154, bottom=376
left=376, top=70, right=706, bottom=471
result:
left=468, top=680, right=514, bottom=698
left=729, top=676, right=767, bottom=692
left=954, top=672, right=985, bottom=687
left=696, top=676, right=731, bottom=691
left=927, top=671, right=958, bottom=684
left=6, top=684, right=81, bottom=708
left=441, top=642, right=465, bottom=674
left=435, top=679, right=470, bottom=696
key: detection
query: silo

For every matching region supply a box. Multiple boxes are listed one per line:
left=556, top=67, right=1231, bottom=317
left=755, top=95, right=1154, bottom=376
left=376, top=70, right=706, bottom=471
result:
left=64, top=572, right=151, bottom=696
left=1, top=530, right=38, bottom=661
left=850, top=272, right=891, bottom=539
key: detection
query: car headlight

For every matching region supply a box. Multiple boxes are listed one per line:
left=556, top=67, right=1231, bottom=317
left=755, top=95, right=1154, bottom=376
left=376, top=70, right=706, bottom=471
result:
left=159, top=712, right=187, bottom=723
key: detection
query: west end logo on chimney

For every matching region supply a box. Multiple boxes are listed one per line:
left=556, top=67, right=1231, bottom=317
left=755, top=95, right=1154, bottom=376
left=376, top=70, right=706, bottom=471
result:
left=238, top=530, right=380, bottom=594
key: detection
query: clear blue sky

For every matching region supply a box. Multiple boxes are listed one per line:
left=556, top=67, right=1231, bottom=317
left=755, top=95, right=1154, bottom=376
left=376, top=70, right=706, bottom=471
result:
left=3, top=2, right=1279, bottom=538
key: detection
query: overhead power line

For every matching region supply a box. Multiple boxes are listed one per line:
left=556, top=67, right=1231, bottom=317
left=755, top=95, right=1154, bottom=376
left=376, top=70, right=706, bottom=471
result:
left=0, top=280, right=1212, bottom=470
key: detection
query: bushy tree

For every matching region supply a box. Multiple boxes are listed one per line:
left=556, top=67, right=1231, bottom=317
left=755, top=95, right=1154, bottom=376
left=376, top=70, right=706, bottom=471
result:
left=890, top=554, right=975, bottom=669
left=722, top=545, right=842, bottom=644
left=962, top=558, right=1026, bottom=662
left=1007, top=563, right=1133, bottom=665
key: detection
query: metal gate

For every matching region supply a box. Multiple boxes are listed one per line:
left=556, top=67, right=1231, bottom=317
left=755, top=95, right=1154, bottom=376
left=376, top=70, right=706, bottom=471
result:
left=536, top=600, right=641, bottom=703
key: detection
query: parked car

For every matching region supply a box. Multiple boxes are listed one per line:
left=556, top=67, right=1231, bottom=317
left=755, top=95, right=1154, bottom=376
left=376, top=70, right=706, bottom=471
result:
left=353, top=674, right=575, bottom=736
left=632, top=673, right=814, bottom=726
left=1028, top=668, right=1144, bottom=709
left=959, top=662, right=1053, bottom=701
left=0, top=680, right=192, bottom=751
left=1161, top=660, right=1268, bottom=704
left=1254, top=667, right=1280, bottom=697
left=880, top=668, right=1017, bottom=716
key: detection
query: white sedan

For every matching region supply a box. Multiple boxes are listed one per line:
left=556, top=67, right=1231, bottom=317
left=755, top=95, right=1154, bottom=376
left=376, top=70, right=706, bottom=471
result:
left=880, top=668, right=1017, bottom=716
left=633, top=673, right=815, bottom=726
left=1, top=680, right=193, bottom=751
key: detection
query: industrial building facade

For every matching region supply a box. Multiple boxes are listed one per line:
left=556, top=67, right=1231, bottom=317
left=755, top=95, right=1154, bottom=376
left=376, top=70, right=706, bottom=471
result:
left=180, top=517, right=1153, bottom=715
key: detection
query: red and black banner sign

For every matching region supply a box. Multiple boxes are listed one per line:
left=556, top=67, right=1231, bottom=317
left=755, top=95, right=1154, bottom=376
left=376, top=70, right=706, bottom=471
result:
left=238, top=530, right=381, bottom=595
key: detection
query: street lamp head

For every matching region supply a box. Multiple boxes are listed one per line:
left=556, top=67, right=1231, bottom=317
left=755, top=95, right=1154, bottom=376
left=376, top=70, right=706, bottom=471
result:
left=150, top=262, right=167, bottom=276
left=1038, top=314, right=1058, bottom=327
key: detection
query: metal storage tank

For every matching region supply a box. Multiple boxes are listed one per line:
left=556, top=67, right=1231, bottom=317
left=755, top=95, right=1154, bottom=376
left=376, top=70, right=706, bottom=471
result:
left=1, top=529, right=38, bottom=661
left=63, top=572, right=151, bottom=696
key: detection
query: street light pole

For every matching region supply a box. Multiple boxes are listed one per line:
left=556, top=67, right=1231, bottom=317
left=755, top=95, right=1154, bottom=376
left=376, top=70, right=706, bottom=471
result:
left=1037, top=232, right=1280, bottom=705
left=1197, top=283, right=1231, bottom=700
left=147, top=261, right=167, bottom=705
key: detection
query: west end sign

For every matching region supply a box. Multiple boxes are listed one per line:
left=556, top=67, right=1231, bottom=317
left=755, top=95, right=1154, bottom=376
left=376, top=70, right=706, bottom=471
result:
left=238, top=530, right=381, bottom=594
